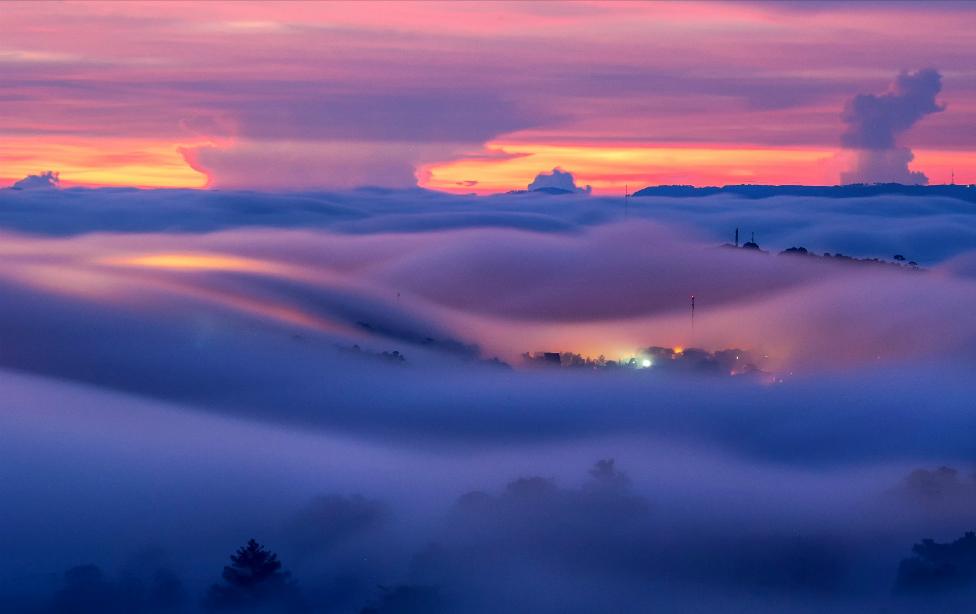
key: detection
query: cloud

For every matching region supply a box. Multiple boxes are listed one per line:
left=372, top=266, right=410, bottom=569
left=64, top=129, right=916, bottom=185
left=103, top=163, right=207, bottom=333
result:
left=527, top=167, right=591, bottom=194
left=0, top=219, right=974, bottom=460
left=840, top=147, right=928, bottom=185
left=0, top=187, right=975, bottom=611
left=840, top=68, right=945, bottom=185
left=285, top=494, right=390, bottom=558
left=841, top=69, right=944, bottom=150
left=895, top=466, right=976, bottom=503
left=10, top=170, right=59, bottom=190
left=7, top=2, right=976, bottom=194
left=180, top=141, right=425, bottom=190
left=885, top=465, right=976, bottom=529
left=170, top=86, right=546, bottom=190
left=2, top=186, right=976, bottom=268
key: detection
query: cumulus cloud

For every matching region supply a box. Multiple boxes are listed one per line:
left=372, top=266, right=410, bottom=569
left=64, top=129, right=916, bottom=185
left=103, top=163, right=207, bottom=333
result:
left=841, top=69, right=944, bottom=150
left=10, top=170, right=60, bottom=190
left=527, top=167, right=591, bottom=194
left=840, top=68, right=944, bottom=185
left=841, top=147, right=928, bottom=185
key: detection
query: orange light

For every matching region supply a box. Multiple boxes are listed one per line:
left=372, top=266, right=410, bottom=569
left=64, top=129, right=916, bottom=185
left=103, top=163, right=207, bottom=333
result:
left=100, top=252, right=276, bottom=273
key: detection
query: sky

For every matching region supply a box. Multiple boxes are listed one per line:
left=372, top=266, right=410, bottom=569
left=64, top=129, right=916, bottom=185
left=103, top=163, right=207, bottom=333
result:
left=3, top=1, right=976, bottom=193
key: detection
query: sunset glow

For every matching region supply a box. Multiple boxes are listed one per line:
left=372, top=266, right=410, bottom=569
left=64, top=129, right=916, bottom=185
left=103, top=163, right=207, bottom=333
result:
left=0, top=138, right=209, bottom=189
left=104, top=253, right=274, bottom=273
left=420, top=141, right=839, bottom=194
left=3, top=2, right=975, bottom=191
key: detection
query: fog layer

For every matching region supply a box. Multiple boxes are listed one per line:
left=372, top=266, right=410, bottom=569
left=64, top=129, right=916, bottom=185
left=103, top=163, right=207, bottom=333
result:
left=2, top=188, right=975, bottom=612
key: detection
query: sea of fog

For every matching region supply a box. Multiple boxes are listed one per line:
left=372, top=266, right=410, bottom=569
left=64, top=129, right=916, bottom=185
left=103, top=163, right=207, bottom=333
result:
left=1, top=187, right=976, bottom=612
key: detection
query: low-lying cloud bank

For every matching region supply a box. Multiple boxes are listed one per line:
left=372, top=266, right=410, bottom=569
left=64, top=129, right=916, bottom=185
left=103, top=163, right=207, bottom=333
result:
left=1, top=187, right=975, bottom=611
left=3, top=186, right=976, bottom=264
left=0, top=189, right=972, bottom=450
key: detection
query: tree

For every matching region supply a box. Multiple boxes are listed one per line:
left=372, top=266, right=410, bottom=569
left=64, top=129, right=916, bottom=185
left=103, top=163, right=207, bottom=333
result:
left=895, top=531, right=976, bottom=593
left=205, top=539, right=304, bottom=611
left=52, top=565, right=117, bottom=613
left=222, top=539, right=284, bottom=589
left=50, top=562, right=185, bottom=613
left=360, top=585, right=442, bottom=614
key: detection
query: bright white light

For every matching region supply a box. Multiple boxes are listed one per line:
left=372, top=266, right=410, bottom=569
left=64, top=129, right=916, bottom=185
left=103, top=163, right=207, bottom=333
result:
left=641, top=359, right=651, bottom=368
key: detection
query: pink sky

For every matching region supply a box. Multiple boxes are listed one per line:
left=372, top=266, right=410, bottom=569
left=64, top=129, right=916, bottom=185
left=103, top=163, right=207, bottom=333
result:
left=2, top=1, right=975, bottom=192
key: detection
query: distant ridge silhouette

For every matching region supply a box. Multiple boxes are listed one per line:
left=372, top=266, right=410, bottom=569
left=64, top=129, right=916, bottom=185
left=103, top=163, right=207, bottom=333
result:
left=633, top=183, right=976, bottom=201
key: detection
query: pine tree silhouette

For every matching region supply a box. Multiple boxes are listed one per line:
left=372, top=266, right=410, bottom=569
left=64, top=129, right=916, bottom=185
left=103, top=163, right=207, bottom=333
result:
left=224, top=539, right=284, bottom=588
left=205, top=539, right=303, bottom=611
